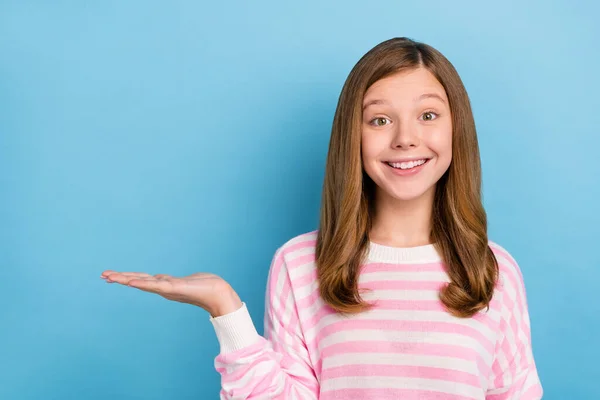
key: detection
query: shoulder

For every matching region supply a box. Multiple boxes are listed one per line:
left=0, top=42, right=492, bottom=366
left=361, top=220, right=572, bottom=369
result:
left=273, top=230, right=319, bottom=270
left=278, top=229, right=318, bottom=253
left=488, top=240, right=528, bottom=302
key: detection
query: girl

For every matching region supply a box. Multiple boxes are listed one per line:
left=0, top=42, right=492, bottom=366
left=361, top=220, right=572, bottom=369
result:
left=102, top=37, right=543, bottom=399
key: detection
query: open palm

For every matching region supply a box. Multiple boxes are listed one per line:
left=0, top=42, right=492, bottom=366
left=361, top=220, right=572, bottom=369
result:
left=100, top=270, right=242, bottom=317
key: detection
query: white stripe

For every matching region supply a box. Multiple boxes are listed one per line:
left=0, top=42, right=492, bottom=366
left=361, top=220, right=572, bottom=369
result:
left=321, top=376, right=482, bottom=398
left=318, top=329, right=494, bottom=362
left=293, top=271, right=452, bottom=299
left=222, top=359, right=276, bottom=392
left=360, top=288, right=447, bottom=301
left=286, top=244, right=316, bottom=263
left=280, top=288, right=295, bottom=340
left=323, top=351, right=478, bottom=374
left=283, top=231, right=317, bottom=249
left=304, top=308, right=498, bottom=343
left=359, top=271, right=451, bottom=283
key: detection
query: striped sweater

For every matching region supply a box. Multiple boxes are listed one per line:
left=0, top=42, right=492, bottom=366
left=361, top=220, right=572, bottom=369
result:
left=210, top=230, right=543, bottom=399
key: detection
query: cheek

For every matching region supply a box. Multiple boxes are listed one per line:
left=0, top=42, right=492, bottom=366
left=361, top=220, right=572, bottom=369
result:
left=360, top=133, right=378, bottom=164
left=429, top=127, right=453, bottom=159
left=360, top=137, right=381, bottom=181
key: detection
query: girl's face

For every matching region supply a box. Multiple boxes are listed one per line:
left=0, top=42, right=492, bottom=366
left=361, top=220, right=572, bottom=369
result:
left=361, top=67, right=453, bottom=204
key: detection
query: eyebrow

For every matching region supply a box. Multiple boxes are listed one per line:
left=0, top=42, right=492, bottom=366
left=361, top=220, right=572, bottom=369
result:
left=362, top=92, right=447, bottom=110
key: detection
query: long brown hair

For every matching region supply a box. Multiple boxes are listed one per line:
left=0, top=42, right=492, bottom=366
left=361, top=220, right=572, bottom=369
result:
left=315, top=37, right=498, bottom=318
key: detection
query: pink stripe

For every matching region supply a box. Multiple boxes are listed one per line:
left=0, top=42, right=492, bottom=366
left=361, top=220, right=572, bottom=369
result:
left=367, top=299, right=448, bottom=311
left=287, top=253, right=316, bottom=269
left=215, top=339, right=266, bottom=364
left=225, top=370, right=274, bottom=398
left=281, top=356, right=319, bottom=391
left=251, top=367, right=279, bottom=395
left=488, top=243, right=518, bottom=270
left=279, top=280, right=291, bottom=315
left=322, top=388, right=477, bottom=400
left=315, top=319, right=495, bottom=353
left=322, top=363, right=481, bottom=387
left=283, top=238, right=317, bottom=256
left=302, top=301, right=497, bottom=345
left=521, top=383, right=544, bottom=399
left=499, top=338, right=514, bottom=371
left=297, top=282, right=499, bottom=327
left=359, top=280, right=445, bottom=291
left=268, top=251, right=285, bottom=308
left=361, top=261, right=446, bottom=272
left=498, top=264, right=521, bottom=305
left=294, top=269, right=318, bottom=288
left=314, top=357, right=323, bottom=380
left=486, top=377, right=543, bottom=400
left=365, top=296, right=501, bottom=317
left=489, top=243, right=526, bottom=312
left=221, top=356, right=270, bottom=384
left=491, top=317, right=508, bottom=388
left=321, top=340, right=483, bottom=364
left=296, top=285, right=322, bottom=310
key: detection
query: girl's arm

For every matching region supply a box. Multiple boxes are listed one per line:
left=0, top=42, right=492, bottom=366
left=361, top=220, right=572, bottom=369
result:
left=210, top=247, right=319, bottom=399
left=486, top=248, right=543, bottom=399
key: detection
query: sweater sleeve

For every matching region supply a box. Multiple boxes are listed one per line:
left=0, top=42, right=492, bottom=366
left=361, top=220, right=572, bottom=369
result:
left=486, top=250, right=543, bottom=399
left=210, top=247, right=319, bottom=399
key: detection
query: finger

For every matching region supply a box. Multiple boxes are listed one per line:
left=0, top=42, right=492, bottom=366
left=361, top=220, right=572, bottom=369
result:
left=128, top=278, right=173, bottom=294
left=106, top=272, right=153, bottom=278
left=154, top=274, right=172, bottom=279
left=100, top=269, right=152, bottom=279
left=106, top=274, right=153, bottom=285
left=120, top=272, right=153, bottom=278
left=104, top=272, right=153, bottom=281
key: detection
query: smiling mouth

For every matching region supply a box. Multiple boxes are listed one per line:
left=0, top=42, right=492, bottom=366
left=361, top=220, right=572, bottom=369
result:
left=384, top=158, right=430, bottom=170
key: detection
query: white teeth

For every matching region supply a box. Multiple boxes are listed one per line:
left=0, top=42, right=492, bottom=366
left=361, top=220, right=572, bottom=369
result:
left=387, top=159, right=427, bottom=170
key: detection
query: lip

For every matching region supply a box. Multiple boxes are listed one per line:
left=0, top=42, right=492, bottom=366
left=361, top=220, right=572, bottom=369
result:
left=383, top=158, right=430, bottom=176
left=384, top=156, right=432, bottom=163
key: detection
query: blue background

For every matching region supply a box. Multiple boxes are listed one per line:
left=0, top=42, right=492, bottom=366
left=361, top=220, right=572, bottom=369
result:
left=1, top=1, right=598, bottom=399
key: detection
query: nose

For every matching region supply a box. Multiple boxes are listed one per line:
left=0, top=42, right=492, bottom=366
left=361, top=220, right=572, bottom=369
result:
left=391, top=121, right=419, bottom=149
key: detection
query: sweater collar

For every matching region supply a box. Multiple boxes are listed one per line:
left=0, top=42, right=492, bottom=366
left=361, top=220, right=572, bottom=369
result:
left=366, top=241, right=442, bottom=263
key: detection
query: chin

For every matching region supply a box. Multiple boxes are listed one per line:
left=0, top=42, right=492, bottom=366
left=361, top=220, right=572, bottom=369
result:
left=390, top=191, right=430, bottom=202
left=383, top=184, right=436, bottom=203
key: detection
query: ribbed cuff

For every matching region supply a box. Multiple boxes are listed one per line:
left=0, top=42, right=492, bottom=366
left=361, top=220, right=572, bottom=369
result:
left=209, top=302, right=261, bottom=354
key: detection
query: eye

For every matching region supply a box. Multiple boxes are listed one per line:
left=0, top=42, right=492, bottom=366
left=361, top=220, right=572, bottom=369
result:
left=369, top=117, right=390, bottom=127
left=421, top=111, right=439, bottom=121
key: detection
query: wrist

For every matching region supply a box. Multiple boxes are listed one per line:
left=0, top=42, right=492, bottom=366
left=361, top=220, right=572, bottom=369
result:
left=209, top=290, right=243, bottom=318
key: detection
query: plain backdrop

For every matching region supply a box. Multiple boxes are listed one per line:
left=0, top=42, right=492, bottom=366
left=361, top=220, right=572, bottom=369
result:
left=1, top=1, right=598, bottom=399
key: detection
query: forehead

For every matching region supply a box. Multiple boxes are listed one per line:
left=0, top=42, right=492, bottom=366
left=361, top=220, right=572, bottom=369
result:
left=363, top=68, right=448, bottom=104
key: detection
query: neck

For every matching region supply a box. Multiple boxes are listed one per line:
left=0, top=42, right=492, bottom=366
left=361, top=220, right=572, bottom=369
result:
left=369, top=186, right=435, bottom=248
